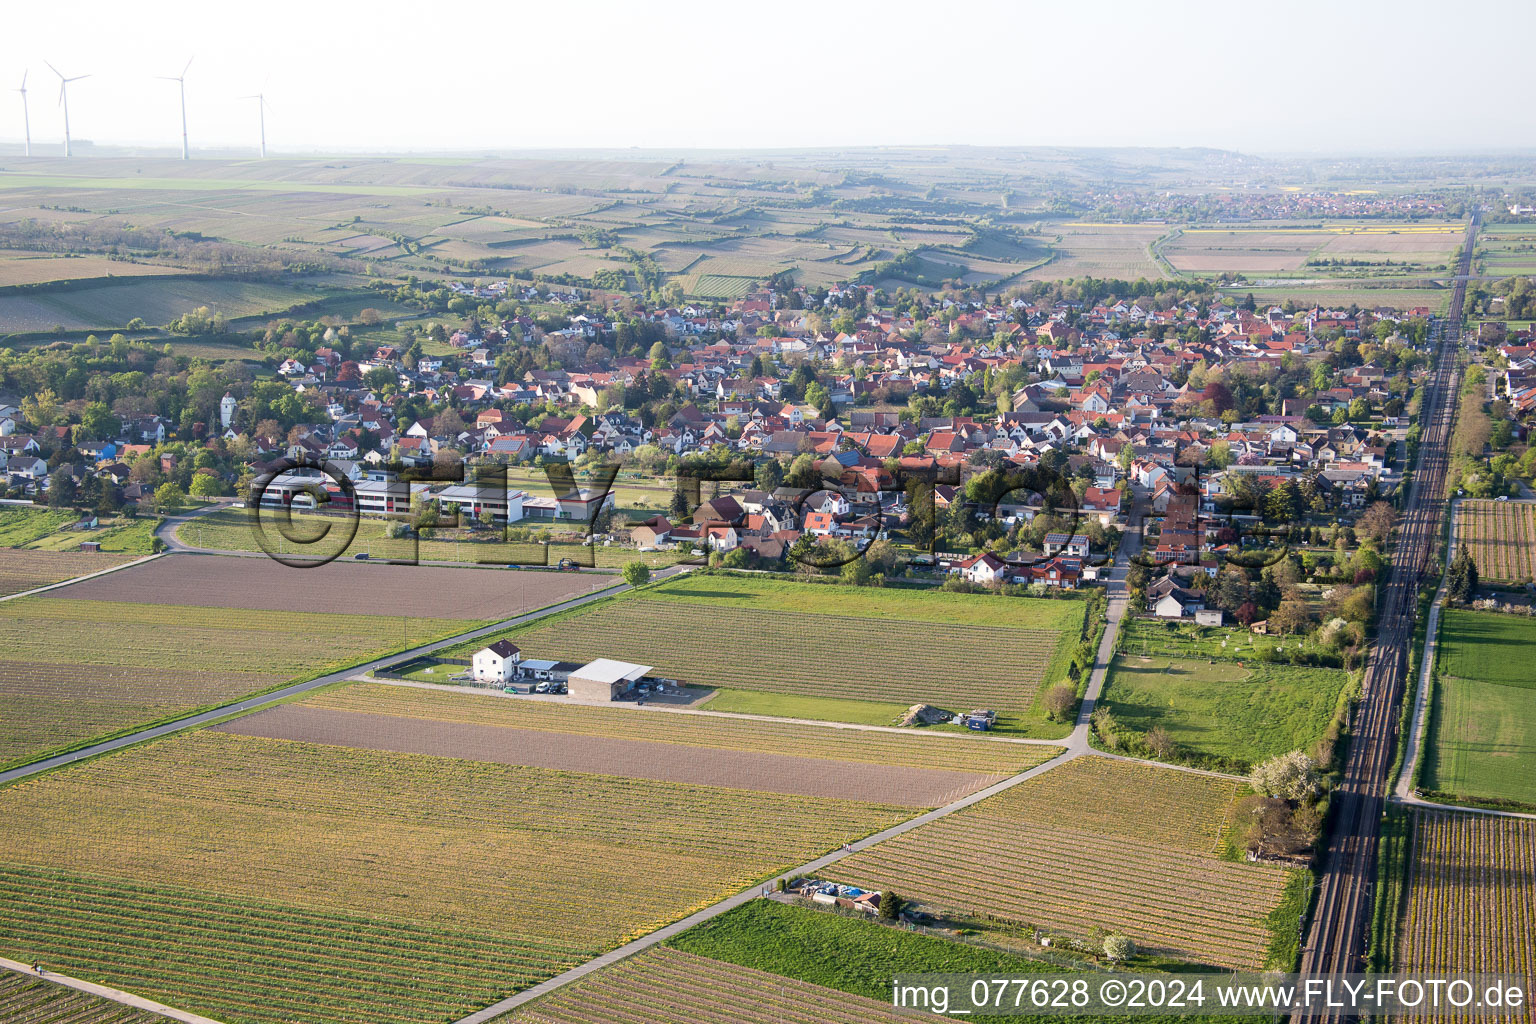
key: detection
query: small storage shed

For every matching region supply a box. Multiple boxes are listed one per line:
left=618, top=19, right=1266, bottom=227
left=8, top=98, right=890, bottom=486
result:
left=567, top=658, right=652, bottom=701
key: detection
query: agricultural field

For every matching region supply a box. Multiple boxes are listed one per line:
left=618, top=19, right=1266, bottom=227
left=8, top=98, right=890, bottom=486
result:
left=0, top=277, right=339, bottom=333
left=172, top=506, right=689, bottom=571
left=0, top=596, right=475, bottom=769
left=0, top=730, right=911, bottom=1024
left=1215, top=282, right=1450, bottom=314
left=447, top=575, right=1087, bottom=733
left=1453, top=499, right=1536, bottom=586
left=246, top=683, right=1061, bottom=805
left=1164, top=222, right=1463, bottom=277
left=500, top=946, right=921, bottom=1024
left=1475, top=224, right=1536, bottom=277
left=60, top=551, right=599, bottom=619
left=0, top=507, right=79, bottom=546
left=830, top=756, right=1298, bottom=969
left=1394, top=810, right=1535, bottom=1024
left=8, top=514, right=160, bottom=556
left=0, top=969, right=166, bottom=1023
left=0, top=549, right=138, bottom=598
left=1024, top=222, right=1167, bottom=281
left=1422, top=608, right=1536, bottom=809
left=0, top=252, right=184, bottom=287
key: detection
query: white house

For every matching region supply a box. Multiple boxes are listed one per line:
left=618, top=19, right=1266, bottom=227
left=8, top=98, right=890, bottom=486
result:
left=1043, top=533, right=1091, bottom=558
left=472, top=639, right=521, bottom=684
left=956, top=551, right=1007, bottom=585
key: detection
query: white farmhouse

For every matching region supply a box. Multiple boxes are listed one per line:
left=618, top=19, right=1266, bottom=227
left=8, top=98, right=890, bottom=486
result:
left=472, top=639, right=522, bottom=684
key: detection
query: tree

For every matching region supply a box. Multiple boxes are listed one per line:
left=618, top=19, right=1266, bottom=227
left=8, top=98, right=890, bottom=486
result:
left=1270, top=594, right=1312, bottom=635
left=1144, top=725, right=1177, bottom=760
left=754, top=458, right=783, bottom=493
left=622, top=562, right=652, bottom=587
left=1102, top=935, right=1136, bottom=962
left=1250, top=750, right=1323, bottom=802
left=878, top=891, right=904, bottom=921
left=1448, top=548, right=1479, bottom=603
left=1358, top=501, right=1396, bottom=545
left=669, top=483, right=691, bottom=521
left=1043, top=683, right=1077, bottom=722
left=189, top=474, right=227, bottom=498
left=152, top=482, right=186, bottom=513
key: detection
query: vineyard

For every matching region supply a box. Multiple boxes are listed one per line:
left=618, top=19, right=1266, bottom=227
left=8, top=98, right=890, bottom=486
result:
left=304, top=683, right=1058, bottom=775
left=0, top=967, right=166, bottom=1023
left=501, top=947, right=918, bottom=1024
left=0, top=550, right=137, bottom=598
left=831, top=756, right=1297, bottom=969
left=0, top=597, right=476, bottom=769
left=0, top=863, right=580, bottom=1024
left=0, top=731, right=911, bottom=1019
left=460, top=597, right=1071, bottom=716
left=1396, top=810, right=1535, bottom=1023
left=1454, top=500, right=1536, bottom=585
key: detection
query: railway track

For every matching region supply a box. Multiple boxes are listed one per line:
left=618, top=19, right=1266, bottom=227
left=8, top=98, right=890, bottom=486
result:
left=1293, top=212, right=1480, bottom=1010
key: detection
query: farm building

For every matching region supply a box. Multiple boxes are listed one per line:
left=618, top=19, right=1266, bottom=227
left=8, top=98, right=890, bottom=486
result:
left=567, top=658, right=652, bottom=702
left=472, top=640, right=522, bottom=684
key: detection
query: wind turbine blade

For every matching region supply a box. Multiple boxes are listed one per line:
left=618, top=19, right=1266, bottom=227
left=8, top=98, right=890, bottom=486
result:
left=183, top=57, right=194, bottom=77
left=44, top=60, right=63, bottom=79
left=19, top=70, right=26, bottom=90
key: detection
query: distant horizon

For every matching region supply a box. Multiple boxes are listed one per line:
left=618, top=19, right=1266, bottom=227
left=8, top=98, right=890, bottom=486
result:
left=4, top=0, right=1534, bottom=155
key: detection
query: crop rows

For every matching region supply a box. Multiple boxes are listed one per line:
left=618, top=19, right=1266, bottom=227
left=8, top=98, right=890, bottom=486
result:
left=306, top=683, right=1058, bottom=774
left=503, top=947, right=916, bottom=1024
left=1455, top=500, right=1536, bottom=585
left=1397, top=810, right=1535, bottom=1023
left=0, top=731, right=907, bottom=956
left=832, top=757, right=1289, bottom=969
left=487, top=598, right=1068, bottom=712
left=0, top=968, right=167, bottom=1023
left=0, top=863, right=583, bottom=1024
left=0, top=549, right=136, bottom=597
left=0, top=597, right=471, bottom=768
left=835, top=817, right=1289, bottom=968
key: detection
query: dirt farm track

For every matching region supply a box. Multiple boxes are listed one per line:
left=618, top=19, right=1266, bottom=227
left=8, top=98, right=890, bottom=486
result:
left=53, top=553, right=602, bottom=620
left=216, top=704, right=1002, bottom=806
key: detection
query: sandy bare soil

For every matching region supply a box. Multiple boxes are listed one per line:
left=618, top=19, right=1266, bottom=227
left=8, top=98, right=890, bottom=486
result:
left=216, top=705, right=996, bottom=807
left=53, top=554, right=599, bottom=620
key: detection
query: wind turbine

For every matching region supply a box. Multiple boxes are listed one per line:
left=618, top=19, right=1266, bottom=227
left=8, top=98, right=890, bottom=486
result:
left=14, top=72, right=29, bottom=157
left=158, top=57, right=193, bottom=160
left=45, top=61, right=88, bottom=157
left=239, top=87, right=270, bottom=158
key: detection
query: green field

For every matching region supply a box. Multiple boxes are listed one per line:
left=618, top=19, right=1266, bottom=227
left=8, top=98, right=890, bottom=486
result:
left=444, top=574, right=1088, bottom=735
left=1422, top=609, right=1536, bottom=808
left=1099, top=655, right=1349, bottom=769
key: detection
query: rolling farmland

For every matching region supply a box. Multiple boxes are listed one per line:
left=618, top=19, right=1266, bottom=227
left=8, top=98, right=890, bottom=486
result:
left=831, top=756, right=1297, bottom=968
left=0, top=968, right=166, bottom=1024
left=1454, top=500, right=1536, bottom=585
left=0, top=596, right=475, bottom=769
left=1395, top=811, right=1536, bottom=1024
left=0, top=730, right=910, bottom=1024
left=500, top=947, right=919, bottom=1024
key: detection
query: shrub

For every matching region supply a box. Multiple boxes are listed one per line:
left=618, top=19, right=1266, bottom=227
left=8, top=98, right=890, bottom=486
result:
left=1103, top=934, right=1136, bottom=961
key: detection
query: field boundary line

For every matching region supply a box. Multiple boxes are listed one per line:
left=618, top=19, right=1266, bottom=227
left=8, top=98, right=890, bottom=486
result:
left=1389, top=794, right=1536, bottom=822
left=452, top=747, right=1081, bottom=1024
left=0, top=956, right=226, bottom=1024
left=0, top=551, right=166, bottom=604
left=357, top=677, right=1070, bottom=746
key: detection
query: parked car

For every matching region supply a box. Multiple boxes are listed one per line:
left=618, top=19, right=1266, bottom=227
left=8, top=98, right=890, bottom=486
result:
left=353, top=552, right=369, bottom=560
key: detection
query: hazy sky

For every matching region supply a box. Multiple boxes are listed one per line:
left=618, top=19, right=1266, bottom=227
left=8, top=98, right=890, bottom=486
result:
left=2, top=0, right=1532, bottom=156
